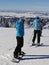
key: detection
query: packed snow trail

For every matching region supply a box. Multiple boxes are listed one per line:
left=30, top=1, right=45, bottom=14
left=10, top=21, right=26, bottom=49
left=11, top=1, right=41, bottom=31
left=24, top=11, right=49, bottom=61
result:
left=0, top=27, right=49, bottom=65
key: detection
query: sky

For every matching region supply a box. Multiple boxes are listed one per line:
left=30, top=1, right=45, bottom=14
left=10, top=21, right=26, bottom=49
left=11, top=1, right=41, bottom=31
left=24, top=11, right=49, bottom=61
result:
left=0, top=0, right=49, bottom=12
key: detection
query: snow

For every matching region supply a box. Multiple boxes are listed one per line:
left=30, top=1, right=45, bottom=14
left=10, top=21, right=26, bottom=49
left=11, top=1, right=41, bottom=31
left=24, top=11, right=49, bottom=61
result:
left=0, top=12, right=49, bottom=18
left=0, top=27, right=49, bottom=65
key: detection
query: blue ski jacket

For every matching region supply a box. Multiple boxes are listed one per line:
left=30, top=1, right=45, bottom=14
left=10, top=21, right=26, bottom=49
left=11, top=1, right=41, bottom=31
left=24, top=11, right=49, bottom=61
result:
left=16, top=19, right=24, bottom=37
left=33, top=17, right=42, bottom=30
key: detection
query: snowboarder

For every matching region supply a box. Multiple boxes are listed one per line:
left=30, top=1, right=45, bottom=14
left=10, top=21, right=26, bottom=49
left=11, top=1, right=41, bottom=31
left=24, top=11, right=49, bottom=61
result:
left=40, top=19, right=43, bottom=36
left=32, top=16, right=43, bottom=46
left=13, top=17, right=25, bottom=59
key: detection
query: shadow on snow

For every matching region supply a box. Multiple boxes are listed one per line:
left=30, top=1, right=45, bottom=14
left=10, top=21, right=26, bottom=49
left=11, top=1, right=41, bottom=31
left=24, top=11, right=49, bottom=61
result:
left=21, top=55, right=49, bottom=60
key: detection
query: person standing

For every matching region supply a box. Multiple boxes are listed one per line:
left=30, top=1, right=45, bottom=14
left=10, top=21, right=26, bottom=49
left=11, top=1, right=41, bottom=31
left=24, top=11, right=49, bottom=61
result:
left=32, top=16, right=42, bottom=46
left=13, top=17, right=25, bottom=59
left=40, top=19, right=43, bottom=36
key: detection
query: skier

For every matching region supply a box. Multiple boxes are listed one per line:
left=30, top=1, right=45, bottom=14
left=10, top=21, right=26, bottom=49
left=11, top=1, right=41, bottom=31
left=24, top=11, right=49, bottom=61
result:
left=31, top=16, right=43, bottom=46
left=13, top=17, right=25, bottom=59
left=40, top=19, right=43, bottom=36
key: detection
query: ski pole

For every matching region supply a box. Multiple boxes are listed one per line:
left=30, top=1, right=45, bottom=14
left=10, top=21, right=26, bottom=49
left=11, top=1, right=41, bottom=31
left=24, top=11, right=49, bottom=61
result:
left=28, top=31, right=33, bottom=44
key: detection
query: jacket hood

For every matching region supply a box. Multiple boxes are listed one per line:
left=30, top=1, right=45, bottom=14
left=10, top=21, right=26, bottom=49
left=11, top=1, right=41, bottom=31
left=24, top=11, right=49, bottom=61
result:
left=35, top=16, right=40, bottom=19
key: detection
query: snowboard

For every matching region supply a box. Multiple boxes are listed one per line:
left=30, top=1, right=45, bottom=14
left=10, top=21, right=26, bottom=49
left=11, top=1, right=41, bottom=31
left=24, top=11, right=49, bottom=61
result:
left=12, top=56, right=23, bottom=63
left=1, top=53, right=25, bottom=63
left=30, top=43, right=43, bottom=47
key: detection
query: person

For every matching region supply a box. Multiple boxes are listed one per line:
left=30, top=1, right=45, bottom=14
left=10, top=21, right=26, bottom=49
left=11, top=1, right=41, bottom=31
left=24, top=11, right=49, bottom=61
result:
left=13, top=17, right=25, bottom=59
left=32, top=16, right=43, bottom=46
left=40, top=19, right=43, bottom=36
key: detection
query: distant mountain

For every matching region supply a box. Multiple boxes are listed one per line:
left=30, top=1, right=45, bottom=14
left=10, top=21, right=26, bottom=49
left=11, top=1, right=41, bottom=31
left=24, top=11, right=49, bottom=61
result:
left=0, top=10, right=49, bottom=13
left=0, top=10, right=49, bottom=16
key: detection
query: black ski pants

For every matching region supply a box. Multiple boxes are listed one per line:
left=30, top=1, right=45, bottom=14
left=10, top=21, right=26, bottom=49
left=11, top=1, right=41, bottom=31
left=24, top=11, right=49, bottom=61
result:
left=32, top=30, right=41, bottom=43
left=14, top=37, right=24, bottom=56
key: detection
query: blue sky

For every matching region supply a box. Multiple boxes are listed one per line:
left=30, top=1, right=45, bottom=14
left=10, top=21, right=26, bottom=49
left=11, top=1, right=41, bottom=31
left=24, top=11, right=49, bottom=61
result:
left=0, top=0, right=49, bottom=11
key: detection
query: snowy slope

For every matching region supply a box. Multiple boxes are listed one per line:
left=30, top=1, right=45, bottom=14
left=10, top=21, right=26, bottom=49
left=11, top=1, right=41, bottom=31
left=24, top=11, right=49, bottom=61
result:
left=0, top=27, right=49, bottom=65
